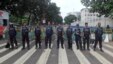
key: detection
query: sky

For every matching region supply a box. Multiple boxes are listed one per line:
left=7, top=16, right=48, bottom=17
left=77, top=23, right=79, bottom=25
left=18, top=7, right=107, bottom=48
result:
left=51, top=0, right=85, bottom=18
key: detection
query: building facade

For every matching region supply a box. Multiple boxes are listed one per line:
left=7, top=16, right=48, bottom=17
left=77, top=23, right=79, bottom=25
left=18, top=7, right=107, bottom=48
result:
left=80, top=8, right=113, bottom=27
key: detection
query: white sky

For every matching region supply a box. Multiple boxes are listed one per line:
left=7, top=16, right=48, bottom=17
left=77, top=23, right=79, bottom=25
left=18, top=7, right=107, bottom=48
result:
left=51, top=0, right=85, bottom=18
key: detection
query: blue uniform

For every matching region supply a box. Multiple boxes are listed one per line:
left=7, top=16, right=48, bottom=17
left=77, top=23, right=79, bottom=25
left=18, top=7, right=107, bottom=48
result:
left=57, top=26, right=64, bottom=49
left=8, top=26, right=18, bottom=49
left=22, top=26, right=30, bottom=50
left=45, top=26, right=53, bottom=48
left=66, top=27, right=73, bottom=49
left=83, top=27, right=90, bottom=50
left=94, top=27, right=103, bottom=50
left=75, top=27, right=82, bottom=50
left=35, top=27, right=41, bottom=48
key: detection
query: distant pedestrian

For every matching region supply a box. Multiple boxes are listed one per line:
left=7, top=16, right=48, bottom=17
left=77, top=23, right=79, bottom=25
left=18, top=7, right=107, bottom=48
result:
left=75, top=24, right=82, bottom=50
left=21, top=23, right=30, bottom=50
left=8, top=23, right=18, bottom=49
left=66, top=25, right=73, bottom=49
left=45, top=22, right=53, bottom=49
left=94, top=23, right=103, bottom=52
left=35, top=25, right=41, bottom=49
left=83, top=23, right=91, bottom=51
left=57, top=24, right=64, bottom=49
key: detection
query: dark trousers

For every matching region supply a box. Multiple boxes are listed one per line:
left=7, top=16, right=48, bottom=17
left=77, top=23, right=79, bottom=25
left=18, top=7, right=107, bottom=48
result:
left=22, top=35, right=30, bottom=49
left=45, top=36, right=52, bottom=48
left=75, top=37, right=82, bottom=50
left=9, top=36, right=18, bottom=49
left=94, top=37, right=102, bottom=49
left=35, top=36, right=41, bottom=48
left=67, top=37, right=72, bottom=49
left=83, top=37, right=90, bottom=50
left=57, top=36, right=64, bottom=48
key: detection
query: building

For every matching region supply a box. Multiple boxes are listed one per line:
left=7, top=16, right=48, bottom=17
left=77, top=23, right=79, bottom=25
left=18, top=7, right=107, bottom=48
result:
left=80, top=8, right=113, bottom=27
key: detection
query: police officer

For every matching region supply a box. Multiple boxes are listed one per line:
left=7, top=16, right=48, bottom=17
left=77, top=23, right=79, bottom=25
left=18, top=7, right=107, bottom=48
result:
left=8, top=23, right=18, bottom=49
left=83, top=23, right=90, bottom=50
left=57, top=24, right=64, bottom=49
left=45, top=22, right=53, bottom=48
left=21, top=23, right=30, bottom=50
left=94, top=23, right=103, bottom=52
left=35, top=25, right=41, bottom=49
left=75, top=24, right=82, bottom=50
left=66, top=25, right=73, bottom=49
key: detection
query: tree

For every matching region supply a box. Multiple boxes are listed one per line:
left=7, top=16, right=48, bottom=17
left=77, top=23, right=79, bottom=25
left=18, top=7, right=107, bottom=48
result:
left=0, top=0, right=61, bottom=25
left=64, top=15, right=77, bottom=24
left=46, top=3, right=60, bottom=23
left=81, top=0, right=90, bottom=7
left=54, top=15, right=63, bottom=24
left=81, top=0, right=113, bottom=18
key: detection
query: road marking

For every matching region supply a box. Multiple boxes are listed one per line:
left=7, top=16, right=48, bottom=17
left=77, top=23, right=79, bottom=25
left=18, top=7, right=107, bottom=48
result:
left=104, top=44, right=113, bottom=49
left=0, top=43, right=6, bottom=47
left=58, top=46, right=69, bottom=64
left=90, top=48, right=112, bottom=64
left=36, top=44, right=53, bottom=64
left=0, top=43, right=21, bottom=53
left=103, top=48, right=113, bottom=57
left=0, top=48, right=7, bottom=53
left=0, top=41, right=34, bottom=63
left=13, top=46, right=36, bottom=64
left=0, top=47, right=22, bottom=63
left=73, top=44, right=91, bottom=64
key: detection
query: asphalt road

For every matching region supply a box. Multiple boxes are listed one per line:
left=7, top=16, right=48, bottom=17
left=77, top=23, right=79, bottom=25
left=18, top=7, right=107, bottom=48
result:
left=0, top=38, right=113, bottom=64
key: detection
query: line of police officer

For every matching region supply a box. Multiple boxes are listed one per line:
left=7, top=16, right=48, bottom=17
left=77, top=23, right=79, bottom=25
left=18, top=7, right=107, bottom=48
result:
left=8, top=22, right=103, bottom=52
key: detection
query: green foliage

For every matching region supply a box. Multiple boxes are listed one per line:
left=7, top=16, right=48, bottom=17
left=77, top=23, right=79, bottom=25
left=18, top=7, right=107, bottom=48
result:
left=81, top=0, right=90, bottom=7
left=81, top=0, right=113, bottom=18
left=0, top=0, right=61, bottom=24
left=54, top=15, right=63, bottom=24
left=46, top=3, right=61, bottom=23
left=64, top=15, right=77, bottom=24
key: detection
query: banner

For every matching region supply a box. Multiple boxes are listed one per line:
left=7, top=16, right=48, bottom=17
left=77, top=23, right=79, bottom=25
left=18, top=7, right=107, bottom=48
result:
left=104, top=28, right=113, bottom=34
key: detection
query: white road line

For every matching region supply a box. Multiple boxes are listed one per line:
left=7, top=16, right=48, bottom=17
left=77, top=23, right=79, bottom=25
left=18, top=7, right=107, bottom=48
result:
left=58, top=46, right=69, bottom=64
left=0, top=43, right=21, bottom=53
left=0, top=43, right=6, bottom=47
left=73, top=44, right=91, bottom=64
left=0, top=47, right=22, bottom=63
left=103, top=48, right=113, bottom=57
left=36, top=44, right=53, bottom=64
left=104, top=44, right=113, bottom=49
left=13, top=46, right=36, bottom=64
left=0, top=41, right=34, bottom=63
left=90, top=48, right=112, bottom=64
left=0, top=48, right=7, bottom=53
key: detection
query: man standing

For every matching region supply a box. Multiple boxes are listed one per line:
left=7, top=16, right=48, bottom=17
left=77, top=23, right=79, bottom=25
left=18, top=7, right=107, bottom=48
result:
left=83, top=23, right=90, bottom=50
left=66, top=25, right=73, bottom=49
left=57, top=24, right=64, bottom=49
left=21, top=23, right=30, bottom=50
left=75, top=24, right=82, bottom=50
left=45, top=22, right=53, bottom=49
left=35, top=25, right=41, bottom=49
left=94, top=23, right=103, bottom=52
left=8, top=23, right=18, bottom=49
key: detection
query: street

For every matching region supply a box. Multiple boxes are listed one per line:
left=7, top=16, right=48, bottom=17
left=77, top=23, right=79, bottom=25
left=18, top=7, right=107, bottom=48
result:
left=0, top=39, right=113, bottom=64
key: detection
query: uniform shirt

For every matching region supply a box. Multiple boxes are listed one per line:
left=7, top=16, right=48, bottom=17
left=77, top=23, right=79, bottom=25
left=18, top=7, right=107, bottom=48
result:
left=22, top=26, right=29, bottom=36
left=66, top=27, right=73, bottom=37
left=95, top=27, right=103, bottom=38
left=75, top=27, right=81, bottom=37
left=46, top=26, right=53, bottom=37
left=8, top=27, right=16, bottom=37
left=35, top=27, right=41, bottom=37
left=83, top=27, right=90, bottom=37
left=57, top=26, right=63, bottom=37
